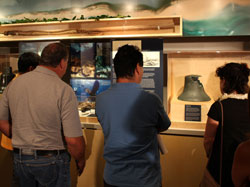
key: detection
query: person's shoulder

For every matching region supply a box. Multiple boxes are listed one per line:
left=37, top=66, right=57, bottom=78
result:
left=7, top=72, right=29, bottom=86
left=141, top=90, right=162, bottom=103
left=50, top=78, right=74, bottom=95
left=13, top=69, right=38, bottom=83
left=96, top=87, right=111, bottom=99
left=208, top=100, right=221, bottom=112
left=233, top=140, right=250, bottom=165
left=210, top=100, right=220, bottom=108
left=61, top=82, right=74, bottom=92
left=237, top=140, right=250, bottom=155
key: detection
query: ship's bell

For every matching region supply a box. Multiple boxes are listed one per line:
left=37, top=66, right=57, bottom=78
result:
left=178, top=75, right=210, bottom=102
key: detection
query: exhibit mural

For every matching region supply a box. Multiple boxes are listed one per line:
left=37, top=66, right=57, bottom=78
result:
left=0, top=0, right=249, bottom=36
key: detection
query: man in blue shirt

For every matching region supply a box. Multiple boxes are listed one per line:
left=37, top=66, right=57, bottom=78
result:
left=96, top=44, right=171, bottom=187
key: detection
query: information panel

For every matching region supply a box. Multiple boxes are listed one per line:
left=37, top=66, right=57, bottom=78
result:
left=185, top=105, right=201, bottom=122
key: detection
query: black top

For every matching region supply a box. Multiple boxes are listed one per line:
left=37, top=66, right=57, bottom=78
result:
left=207, top=98, right=250, bottom=187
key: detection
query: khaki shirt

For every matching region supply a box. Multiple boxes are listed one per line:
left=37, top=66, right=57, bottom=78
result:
left=0, top=66, right=82, bottom=150
left=0, top=74, right=20, bottom=151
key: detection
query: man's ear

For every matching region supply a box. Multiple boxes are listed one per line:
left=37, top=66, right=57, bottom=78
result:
left=59, top=59, right=65, bottom=69
left=135, top=64, right=140, bottom=75
left=28, top=66, right=34, bottom=72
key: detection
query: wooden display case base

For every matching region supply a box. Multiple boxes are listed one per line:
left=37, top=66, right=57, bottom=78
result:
left=169, top=121, right=205, bottom=131
left=80, top=116, right=99, bottom=124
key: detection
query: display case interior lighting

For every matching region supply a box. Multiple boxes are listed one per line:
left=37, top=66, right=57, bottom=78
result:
left=0, top=13, right=4, bottom=19
left=72, top=8, right=81, bottom=14
left=125, top=3, right=135, bottom=12
left=164, top=42, right=245, bottom=53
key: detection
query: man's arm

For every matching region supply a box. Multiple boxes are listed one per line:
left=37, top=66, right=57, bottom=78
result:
left=152, top=93, right=171, bottom=132
left=157, top=104, right=171, bottom=132
left=65, top=136, right=86, bottom=176
left=0, top=87, right=12, bottom=138
left=0, top=120, right=11, bottom=138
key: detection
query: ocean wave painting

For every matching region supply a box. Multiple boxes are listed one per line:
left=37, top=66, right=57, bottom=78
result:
left=0, top=0, right=176, bottom=17
left=183, top=3, right=250, bottom=36
left=0, top=0, right=250, bottom=36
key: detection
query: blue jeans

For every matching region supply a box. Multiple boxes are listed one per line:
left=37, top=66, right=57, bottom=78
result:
left=13, top=151, right=71, bottom=187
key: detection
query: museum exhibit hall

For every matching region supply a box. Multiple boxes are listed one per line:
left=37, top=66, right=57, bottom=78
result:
left=0, top=0, right=250, bottom=186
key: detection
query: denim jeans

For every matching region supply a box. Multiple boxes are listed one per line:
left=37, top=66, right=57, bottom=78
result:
left=13, top=151, right=71, bottom=187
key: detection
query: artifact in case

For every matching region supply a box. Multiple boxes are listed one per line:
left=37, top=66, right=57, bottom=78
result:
left=166, top=49, right=250, bottom=133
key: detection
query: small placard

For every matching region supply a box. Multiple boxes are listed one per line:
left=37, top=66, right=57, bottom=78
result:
left=185, top=105, right=201, bottom=122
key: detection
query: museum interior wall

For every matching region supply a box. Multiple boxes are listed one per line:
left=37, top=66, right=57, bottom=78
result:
left=1, top=37, right=250, bottom=187
left=0, top=0, right=250, bottom=186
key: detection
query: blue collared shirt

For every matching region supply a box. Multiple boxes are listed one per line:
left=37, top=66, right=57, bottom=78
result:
left=96, top=83, right=171, bottom=187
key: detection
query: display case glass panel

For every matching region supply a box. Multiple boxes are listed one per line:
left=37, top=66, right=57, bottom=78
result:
left=69, top=41, right=112, bottom=118
left=165, top=40, right=250, bottom=135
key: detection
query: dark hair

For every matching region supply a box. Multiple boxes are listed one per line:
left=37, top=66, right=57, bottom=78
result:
left=113, top=44, right=143, bottom=78
left=18, top=52, right=40, bottom=73
left=216, top=62, right=250, bottom=94
left=40, top=43, right=68, bottom=67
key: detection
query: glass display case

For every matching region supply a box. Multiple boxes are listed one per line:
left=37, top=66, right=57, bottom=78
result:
left=0, top=44, right=18, bottom=93
left=0, top=15, right=182, bottom=125
left=1, top=34, right=250, bottom=135
left=163, top=37, right=250, bottom=135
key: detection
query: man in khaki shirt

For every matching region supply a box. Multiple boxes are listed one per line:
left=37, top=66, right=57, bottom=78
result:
left=1, top=52, right=40, bottom=151
left=0, top=43, right=85, bottom=187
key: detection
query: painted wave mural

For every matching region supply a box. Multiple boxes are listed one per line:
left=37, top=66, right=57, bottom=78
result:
left=0, top=0, right=250, bottom=37
left=183, top=3, right=250, bottom=36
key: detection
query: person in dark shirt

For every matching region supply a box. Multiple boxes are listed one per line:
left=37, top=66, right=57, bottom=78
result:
left=204, top=62, right=250, bottom=187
